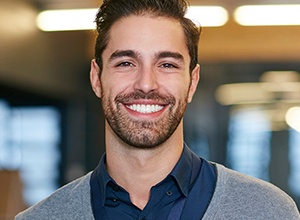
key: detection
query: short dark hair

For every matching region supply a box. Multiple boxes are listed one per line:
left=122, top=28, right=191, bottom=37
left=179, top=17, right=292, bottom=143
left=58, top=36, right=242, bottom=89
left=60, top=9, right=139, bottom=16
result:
left=94, top=0, right=201, bottom=73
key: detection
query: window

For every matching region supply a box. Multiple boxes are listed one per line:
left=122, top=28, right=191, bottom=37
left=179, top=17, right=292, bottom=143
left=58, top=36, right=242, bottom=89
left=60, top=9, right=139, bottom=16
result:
left=289, top=129, right=300, bottom=196
left=0, top=99, right=61, bottom=206
left=226, top=107, right=271, bottom=181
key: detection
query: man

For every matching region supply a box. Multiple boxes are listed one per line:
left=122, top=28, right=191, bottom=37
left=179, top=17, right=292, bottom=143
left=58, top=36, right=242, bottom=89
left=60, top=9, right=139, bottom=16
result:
left=16, top=0, right=299, bottom=219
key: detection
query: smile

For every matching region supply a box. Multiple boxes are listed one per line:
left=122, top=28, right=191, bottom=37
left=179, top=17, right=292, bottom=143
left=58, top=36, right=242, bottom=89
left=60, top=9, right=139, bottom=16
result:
left=126, top=104, right=164, bottom=114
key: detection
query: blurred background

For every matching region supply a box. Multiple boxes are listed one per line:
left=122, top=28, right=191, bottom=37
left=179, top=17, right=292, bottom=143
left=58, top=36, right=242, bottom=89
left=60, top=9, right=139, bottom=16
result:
left=1, top=0, right=300, bottom=218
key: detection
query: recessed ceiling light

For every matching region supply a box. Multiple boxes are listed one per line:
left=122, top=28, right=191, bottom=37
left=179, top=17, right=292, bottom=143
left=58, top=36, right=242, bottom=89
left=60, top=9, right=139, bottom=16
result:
left=234, top=5, right=300, bottom=26
left=186, top=6, right=228, bottom=27
left=36, top=8, right=97, bottom=31
left=36, top=6, right=228, bottom=32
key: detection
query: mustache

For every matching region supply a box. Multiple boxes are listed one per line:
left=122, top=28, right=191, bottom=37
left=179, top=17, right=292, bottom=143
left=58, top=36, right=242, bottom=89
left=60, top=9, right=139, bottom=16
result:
left=115, top=90, right=175, bottom=105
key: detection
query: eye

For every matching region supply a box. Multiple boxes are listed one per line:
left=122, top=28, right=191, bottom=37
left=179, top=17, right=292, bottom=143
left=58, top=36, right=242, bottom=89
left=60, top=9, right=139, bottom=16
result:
left=116, top=62, right=134, bottom=67
left=160, top=63, right=178, bottom=69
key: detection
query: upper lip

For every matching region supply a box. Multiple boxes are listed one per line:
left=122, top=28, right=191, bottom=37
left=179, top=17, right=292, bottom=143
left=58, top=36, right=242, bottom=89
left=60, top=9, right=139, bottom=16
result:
left=123, top=99, right=167, bottom=106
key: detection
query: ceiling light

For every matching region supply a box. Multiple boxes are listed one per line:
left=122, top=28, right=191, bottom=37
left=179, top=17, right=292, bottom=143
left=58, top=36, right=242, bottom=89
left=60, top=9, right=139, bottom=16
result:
left=216, top=71, right=300, bottom=106
left=36, top=8, right=97, bottom=31
left=234, top=5, right=300, bottom=26
left=285, top=107, right=300, bottom=132
left=215, top=83, right=274, bottom=105
left=186, top=6, right=228, bottom=27
left=37, top=6, right=228, bottom=31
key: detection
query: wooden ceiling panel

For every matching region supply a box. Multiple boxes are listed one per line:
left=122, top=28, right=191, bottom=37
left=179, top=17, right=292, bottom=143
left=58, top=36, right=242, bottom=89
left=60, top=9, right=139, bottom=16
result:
left=199, top=20, right=300, bottom=63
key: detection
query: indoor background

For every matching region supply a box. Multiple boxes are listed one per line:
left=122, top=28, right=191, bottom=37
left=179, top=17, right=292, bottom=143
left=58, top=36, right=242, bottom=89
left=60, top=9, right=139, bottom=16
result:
left=1, top=0, right=300, bottom=219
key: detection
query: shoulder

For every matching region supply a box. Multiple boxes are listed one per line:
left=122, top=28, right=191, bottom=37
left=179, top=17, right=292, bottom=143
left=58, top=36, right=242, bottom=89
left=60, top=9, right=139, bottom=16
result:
left=204, top=163, right=300, bottom=219
left=15, top=172, right=94, bottom=220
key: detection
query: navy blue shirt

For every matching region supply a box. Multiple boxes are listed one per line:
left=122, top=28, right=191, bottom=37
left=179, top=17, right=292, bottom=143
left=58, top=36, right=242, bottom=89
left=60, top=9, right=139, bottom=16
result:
left=90, top=145, right=216, bottom=220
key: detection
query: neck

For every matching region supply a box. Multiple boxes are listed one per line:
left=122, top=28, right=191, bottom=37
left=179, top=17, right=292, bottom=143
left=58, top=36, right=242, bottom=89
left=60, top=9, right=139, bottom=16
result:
left=105, top=122, right=184, bottom=210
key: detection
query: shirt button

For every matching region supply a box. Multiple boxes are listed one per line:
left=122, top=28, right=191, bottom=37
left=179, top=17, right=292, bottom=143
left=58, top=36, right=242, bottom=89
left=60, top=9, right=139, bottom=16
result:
left=112, top=198, right=118, bottom=202
left=167, top=191, right=173, bottom=196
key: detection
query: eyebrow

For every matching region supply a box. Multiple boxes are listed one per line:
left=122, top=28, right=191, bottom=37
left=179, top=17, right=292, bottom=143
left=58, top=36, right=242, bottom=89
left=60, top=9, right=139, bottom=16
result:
left=109, top=50, right=139, bottom=62
left=155, top=51, right=184, bottom=61
left=108, top=50, right=184, bottom=62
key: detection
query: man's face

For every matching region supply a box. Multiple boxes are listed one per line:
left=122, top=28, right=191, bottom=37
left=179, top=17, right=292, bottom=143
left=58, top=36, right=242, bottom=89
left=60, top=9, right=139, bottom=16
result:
left=91, top=15, right=199, bottom=149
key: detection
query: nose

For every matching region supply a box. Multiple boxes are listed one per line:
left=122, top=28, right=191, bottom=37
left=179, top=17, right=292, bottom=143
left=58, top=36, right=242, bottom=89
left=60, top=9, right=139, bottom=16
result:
left=133, top=66, right=159, bottom=93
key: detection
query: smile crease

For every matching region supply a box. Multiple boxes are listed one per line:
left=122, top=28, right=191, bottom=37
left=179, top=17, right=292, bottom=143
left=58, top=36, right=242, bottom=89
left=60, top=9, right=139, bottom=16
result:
left=126, top=104, right=164, bottom=114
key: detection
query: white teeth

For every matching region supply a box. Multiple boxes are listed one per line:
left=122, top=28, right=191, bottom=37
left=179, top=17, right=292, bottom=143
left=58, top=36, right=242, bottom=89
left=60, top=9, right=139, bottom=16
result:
left=126, top=104, right=164, bottom=114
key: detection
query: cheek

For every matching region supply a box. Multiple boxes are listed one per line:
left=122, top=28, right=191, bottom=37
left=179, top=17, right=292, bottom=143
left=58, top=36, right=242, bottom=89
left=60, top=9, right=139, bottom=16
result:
left=101, top=77, right=133, bottom=99
left=164, top=78, right=191, bottom=98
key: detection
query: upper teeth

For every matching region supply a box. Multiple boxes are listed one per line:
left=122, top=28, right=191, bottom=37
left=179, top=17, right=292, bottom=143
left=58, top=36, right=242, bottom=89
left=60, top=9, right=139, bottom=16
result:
left=126, top=104, right=163, bottom=114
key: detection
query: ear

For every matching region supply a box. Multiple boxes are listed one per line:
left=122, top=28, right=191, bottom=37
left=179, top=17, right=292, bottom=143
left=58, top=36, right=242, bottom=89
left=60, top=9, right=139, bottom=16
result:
left=90, top=59, right=102, bottom=98
left=187, top=64, right=200, bottom=103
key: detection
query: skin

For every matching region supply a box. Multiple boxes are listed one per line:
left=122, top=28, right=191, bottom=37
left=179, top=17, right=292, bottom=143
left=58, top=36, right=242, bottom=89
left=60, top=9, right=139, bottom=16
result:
left=90, top=14, right=200, bottom=210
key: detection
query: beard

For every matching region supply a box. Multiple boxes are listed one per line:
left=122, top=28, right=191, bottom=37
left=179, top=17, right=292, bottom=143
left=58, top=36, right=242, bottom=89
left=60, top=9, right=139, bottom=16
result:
left=101, top=90, right=188, bottom=149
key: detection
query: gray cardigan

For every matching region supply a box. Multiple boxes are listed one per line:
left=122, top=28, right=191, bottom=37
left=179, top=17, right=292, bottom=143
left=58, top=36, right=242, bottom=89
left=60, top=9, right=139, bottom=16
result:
left=15, top=164, right=300, bottom=220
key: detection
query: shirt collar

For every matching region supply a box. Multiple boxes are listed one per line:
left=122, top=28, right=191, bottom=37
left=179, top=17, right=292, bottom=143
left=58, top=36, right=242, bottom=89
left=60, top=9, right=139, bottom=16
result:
left=95, top=143, right=196, bottom=204
left=95, top=154, right=114, bottom=206
left=169, top=143, right=195, bottom=197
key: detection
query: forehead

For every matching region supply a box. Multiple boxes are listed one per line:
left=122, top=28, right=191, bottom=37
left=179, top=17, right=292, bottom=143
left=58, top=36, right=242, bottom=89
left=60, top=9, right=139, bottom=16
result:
left=103, top=15, right=189, bottom=60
